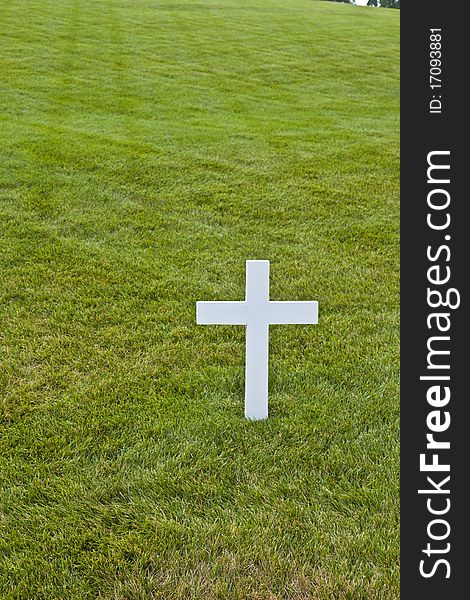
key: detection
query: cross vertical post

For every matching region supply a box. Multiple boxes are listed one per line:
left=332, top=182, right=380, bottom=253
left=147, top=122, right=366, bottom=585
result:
left=244, top=260, right=270, bottom=420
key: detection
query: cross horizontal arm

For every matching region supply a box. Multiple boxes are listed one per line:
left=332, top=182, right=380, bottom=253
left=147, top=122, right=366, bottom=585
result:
left=268, top=301, right=318, bottom=324
left=196, top=301, right=247, bottom=325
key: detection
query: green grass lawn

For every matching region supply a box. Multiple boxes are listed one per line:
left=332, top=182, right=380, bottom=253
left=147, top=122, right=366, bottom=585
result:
left=0, top=1, right=399, bottom=597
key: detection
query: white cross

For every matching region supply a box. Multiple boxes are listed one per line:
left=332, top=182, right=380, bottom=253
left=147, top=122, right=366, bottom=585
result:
left=196, top=260, right=318, bottom=420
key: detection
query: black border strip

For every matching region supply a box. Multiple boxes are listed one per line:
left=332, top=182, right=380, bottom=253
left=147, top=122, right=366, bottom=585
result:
left=401, top=1, right=467, bottom=596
